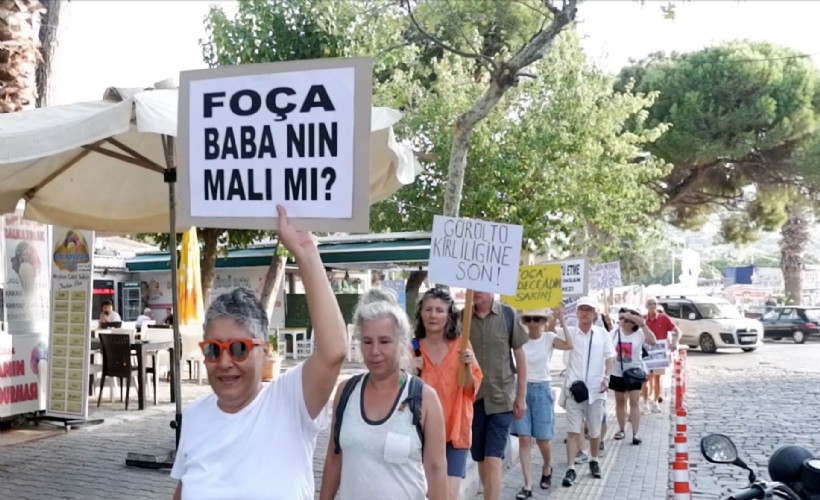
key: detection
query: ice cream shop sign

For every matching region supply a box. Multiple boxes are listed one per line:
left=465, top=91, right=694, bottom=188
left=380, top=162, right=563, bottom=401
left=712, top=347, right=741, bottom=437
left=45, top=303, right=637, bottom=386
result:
left=0, top=334, right=46, bottom=416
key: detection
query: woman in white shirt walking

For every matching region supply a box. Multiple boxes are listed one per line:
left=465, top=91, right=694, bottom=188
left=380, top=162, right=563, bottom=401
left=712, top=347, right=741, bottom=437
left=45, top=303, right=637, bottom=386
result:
left=170, top=206, right=349, bottom=500
left=608, top=308, right=656, bottom=445
left=511, top=307, right=573, bottom=498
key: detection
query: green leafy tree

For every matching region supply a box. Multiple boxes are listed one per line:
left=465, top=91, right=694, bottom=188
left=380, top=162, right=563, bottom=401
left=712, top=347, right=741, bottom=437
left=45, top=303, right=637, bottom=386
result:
left=618, top=40, right=820, bottom=303
left=347, top=3, right=669, bottom=289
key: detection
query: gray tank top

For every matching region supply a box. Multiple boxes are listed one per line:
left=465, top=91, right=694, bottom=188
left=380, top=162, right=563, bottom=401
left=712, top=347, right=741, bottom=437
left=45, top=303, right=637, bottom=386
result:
left=338, top=375, right=427, bottom=500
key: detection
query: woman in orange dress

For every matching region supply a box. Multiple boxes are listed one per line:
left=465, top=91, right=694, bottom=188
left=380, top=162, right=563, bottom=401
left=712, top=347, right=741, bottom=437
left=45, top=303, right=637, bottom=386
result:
left=411, top=287, right=483, bottom=500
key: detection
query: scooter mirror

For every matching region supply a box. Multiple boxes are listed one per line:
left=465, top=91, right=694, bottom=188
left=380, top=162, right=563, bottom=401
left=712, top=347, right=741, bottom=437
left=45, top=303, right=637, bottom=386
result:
left=701, top=434, right=739, bottom=464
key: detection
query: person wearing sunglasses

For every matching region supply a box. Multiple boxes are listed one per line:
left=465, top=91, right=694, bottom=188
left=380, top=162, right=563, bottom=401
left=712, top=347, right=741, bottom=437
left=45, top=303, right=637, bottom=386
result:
left=511, top=307, right=573, bottom=498
left=320, top=288, right=448, bottom=500
left=171, top=206, right=349, bottom=500
left=410, top=287, right=483, bottom=500
left=608, top=308, right=657, bottom=445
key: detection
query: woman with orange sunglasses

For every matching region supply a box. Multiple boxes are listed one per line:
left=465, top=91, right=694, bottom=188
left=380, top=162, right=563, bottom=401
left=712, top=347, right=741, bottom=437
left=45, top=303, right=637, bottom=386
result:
left=171, top=206, right=349, bottom=500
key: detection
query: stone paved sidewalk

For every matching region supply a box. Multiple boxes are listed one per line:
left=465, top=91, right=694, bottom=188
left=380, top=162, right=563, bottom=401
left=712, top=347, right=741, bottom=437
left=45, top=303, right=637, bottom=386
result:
left=492, top=384, right=672, bottom=500
left=0, top=361, right=364, bottom=499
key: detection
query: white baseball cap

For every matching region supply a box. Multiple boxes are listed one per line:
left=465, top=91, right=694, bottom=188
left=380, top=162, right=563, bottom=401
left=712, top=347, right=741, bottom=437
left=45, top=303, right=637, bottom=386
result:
left=576, top=296, right=600, bottom=312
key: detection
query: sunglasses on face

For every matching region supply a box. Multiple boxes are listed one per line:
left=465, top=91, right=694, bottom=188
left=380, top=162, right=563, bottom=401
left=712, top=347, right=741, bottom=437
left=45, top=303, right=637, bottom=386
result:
left=522, top=316, right=546, bottom=323
left=619, top=316, right=634, bottom=323
left=199, top=338, right=265, bottom=363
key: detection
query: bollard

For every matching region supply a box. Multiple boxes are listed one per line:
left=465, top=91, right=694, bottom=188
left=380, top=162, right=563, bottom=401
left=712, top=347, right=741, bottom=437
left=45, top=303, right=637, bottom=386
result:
left=672, top=459, right=692, bottom=499
left=674, top=432, right=689, bottom=462
left=675, top=407, right=687, bottom=434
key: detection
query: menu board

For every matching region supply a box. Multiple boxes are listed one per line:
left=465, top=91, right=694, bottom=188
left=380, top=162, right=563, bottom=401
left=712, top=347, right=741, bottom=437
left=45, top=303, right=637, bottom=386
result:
left=46, top=228, right=94, bottom=418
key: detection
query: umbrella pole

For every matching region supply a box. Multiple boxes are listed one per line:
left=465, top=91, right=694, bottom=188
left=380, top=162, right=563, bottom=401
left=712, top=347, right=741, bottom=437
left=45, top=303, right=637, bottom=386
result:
left=163, top=135, right=184, bottom=449
left=125, top=135, right=182, bottom=471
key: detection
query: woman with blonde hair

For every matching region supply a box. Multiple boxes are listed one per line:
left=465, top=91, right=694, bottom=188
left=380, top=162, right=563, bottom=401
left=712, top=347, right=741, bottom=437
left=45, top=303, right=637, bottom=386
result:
left=320, top=288, right=448, bottom=500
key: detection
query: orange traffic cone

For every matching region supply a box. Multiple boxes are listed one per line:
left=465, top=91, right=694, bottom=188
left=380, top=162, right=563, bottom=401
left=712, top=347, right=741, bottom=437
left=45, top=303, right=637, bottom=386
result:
left=672, top=459, right=692, bottom=499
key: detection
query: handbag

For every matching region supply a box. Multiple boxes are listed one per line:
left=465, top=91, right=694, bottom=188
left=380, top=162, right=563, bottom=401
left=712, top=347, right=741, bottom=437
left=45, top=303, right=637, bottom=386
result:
left=569, top=329, right=594, bottom=403
left=617, top=328, right=647, bottom=387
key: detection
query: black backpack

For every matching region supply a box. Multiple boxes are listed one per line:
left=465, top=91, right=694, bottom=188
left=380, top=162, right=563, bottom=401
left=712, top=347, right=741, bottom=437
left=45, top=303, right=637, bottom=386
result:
left=333, top=373, right=425, bottom=454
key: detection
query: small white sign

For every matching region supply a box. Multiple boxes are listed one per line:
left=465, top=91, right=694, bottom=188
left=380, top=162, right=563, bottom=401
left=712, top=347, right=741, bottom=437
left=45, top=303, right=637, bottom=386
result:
left=589, top=261, right=622, bottom=290
left=644, top=339, right=670, bottom=371
left=539, top=258, right=588, bottom=297
left=178, top=58, right=373, bottom=232
left=428, top=215, right=523, bottom=296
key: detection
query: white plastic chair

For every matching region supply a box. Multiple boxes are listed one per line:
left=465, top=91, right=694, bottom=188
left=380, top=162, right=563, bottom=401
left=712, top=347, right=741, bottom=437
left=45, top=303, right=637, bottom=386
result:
left=179, top=324, right=205, bottom=384
left=142, top=325, right=173, bottom=381
left=294, top=327, right=314, bottom=360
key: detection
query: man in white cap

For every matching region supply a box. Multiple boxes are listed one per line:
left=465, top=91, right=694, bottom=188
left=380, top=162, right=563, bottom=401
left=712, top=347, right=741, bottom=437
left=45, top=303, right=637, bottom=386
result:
left=561, top=296, right=616, bottom=487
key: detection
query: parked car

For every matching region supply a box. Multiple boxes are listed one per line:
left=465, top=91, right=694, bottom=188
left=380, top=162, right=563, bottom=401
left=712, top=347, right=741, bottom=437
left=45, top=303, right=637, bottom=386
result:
left=761, top=306, right=820, bottom=344
left=656, top=295, right=763, bottom=353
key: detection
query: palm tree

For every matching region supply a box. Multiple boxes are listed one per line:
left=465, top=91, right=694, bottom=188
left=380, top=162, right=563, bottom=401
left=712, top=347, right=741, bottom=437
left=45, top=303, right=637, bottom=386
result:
left=0, top=0, right=44, bottom=113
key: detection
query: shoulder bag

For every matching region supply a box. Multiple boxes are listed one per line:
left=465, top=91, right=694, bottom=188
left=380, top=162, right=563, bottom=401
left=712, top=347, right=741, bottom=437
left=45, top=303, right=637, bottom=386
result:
left=617, top=328, right=647, bottom=387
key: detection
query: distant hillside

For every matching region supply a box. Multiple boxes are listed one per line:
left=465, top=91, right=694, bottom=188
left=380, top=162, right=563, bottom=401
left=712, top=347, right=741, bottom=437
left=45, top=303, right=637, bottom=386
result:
left=666, top=216, right=820, bottom=263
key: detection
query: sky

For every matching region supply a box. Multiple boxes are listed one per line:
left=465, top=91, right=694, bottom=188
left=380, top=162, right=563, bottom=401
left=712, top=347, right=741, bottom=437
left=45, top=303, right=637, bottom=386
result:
left=52, top=1, right=820, bottom=105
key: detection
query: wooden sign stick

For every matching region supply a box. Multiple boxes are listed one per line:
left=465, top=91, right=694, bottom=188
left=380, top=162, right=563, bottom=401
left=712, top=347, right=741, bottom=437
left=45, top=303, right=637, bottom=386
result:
left=457, top=289, right=475, bottom=386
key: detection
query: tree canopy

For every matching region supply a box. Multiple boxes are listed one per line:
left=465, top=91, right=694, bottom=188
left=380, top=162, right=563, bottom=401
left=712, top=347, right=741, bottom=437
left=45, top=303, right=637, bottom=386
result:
left=617, top=40, right=820, bottom=228
left=332, top=0, right=671, bottom=259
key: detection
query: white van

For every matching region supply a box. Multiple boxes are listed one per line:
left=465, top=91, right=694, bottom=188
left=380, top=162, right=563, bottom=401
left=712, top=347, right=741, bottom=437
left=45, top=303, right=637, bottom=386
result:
left=656, top=295, right=763, bottom=353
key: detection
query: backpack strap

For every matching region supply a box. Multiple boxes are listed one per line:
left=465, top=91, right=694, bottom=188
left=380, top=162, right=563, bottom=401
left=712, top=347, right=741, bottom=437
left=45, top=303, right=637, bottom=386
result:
left=403, top=375, right=425, bottom=453
left=333, top=373, right=365, bottom=454
left=501, top=304, right=518, bottom=374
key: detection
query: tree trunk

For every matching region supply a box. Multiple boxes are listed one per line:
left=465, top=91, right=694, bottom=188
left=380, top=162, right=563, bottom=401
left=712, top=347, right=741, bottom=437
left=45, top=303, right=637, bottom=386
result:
left=200, top=228, right=221, bottom=308
left=35, top=0, right=59, bottom=107
left=438, top=2, right=578, bottom=217
left=780, top=205, right=810, bottom=305
left=0, top=0, right=44, bottom=113
left=260, top=244, right=287, bottom=324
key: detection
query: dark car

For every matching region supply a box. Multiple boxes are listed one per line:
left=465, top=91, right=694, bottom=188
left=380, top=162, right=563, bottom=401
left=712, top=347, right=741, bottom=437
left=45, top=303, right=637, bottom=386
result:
left=761, top=307, right=820, bottom=344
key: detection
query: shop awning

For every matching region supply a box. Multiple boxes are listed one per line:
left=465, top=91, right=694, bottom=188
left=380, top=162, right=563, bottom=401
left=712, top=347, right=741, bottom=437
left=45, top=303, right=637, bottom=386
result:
left=126, top=235, right=431, bottom=272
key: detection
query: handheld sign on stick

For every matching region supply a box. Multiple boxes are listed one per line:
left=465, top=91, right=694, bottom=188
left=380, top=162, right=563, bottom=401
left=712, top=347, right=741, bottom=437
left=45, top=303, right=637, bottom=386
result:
left=425, top=215, right=524, bottom=386
left=457, top=290, right=475, bottom=386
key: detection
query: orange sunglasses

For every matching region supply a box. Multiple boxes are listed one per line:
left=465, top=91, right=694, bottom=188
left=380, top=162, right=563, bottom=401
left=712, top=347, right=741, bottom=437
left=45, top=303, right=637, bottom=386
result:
left=199, top=338, right=265, bottom=363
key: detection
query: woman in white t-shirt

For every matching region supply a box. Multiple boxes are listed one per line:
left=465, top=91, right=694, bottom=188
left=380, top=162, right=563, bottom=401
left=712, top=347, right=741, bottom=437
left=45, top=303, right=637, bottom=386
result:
left=320, top=289, right=449, bottom=500
left=608, top=308, right=657, bottom=445
left=171, top=206, right=350, bottom=500
left=510, top=307, right=573, bottom=498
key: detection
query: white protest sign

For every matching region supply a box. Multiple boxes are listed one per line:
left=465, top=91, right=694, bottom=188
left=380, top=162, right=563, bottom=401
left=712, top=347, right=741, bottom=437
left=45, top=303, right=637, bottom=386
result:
left=589, top=261, right=622, bottom=291
left=428, top=215, right=523, bottom=296
left=644, top=339, right=670, bottom=371
left=539, top=258, right=588, bottom=297
left=178, top=58, right=373, bottom=232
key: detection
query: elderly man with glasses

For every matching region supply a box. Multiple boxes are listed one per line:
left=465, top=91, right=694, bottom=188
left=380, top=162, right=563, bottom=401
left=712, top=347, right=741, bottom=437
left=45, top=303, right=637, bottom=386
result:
left=560, top=297, right=616, bottom=487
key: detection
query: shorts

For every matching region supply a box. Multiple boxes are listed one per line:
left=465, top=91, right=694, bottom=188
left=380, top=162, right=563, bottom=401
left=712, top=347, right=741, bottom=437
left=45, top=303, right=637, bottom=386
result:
left=650, top=369, right=666, bottom=375
left=510, top=381, right=554, bottom=441
left=565, top=398, right=605, bottom=438
left=609, top=375, right=643, bottom=393
left=470, top=399, right=514, bottom=462
left=446, top=443, right=469, bottom=478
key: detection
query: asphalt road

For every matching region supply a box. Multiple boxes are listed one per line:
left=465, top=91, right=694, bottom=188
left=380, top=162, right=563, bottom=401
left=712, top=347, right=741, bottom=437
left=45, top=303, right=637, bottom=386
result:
left=684, top=339, right=820, bottom=499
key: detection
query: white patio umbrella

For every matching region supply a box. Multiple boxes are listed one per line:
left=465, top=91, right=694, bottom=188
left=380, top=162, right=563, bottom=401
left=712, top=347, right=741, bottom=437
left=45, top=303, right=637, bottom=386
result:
left=0, top=81, right=421, bottom=452
left=0, top=84, right=420, bottom=233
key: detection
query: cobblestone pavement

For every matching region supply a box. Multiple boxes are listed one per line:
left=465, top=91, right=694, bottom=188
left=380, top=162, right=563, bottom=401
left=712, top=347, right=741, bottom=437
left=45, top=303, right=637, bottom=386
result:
left=491, top=386, right=671, bottom=500
left=0, top=361, right=364, bottom=500
left=684, top=340, right=820, bottom=499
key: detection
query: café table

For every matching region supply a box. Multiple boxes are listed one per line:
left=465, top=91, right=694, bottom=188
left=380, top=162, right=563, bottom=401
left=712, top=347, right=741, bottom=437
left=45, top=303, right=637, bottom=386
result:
left=90, top=338, right=176, bottom=410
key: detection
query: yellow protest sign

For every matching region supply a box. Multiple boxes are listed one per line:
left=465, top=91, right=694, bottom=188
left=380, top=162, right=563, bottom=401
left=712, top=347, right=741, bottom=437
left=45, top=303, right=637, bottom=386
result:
left=502, top=264, right=563, bottom=309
